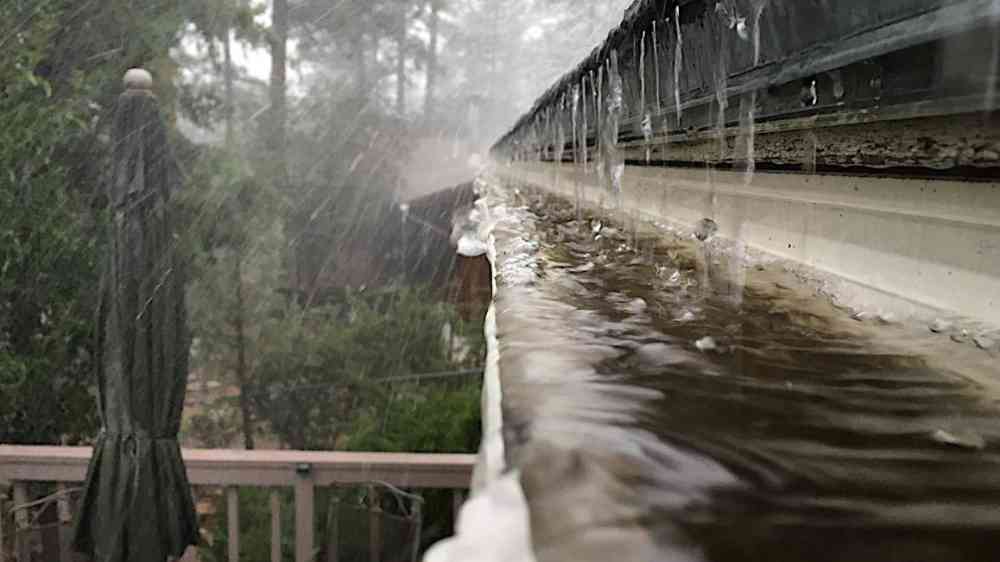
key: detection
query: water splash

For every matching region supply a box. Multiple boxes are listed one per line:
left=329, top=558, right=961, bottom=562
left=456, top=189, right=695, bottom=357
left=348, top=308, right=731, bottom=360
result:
left=452, top=206, right=489, bottom=257
left=642, top=114, right=654, bottom=163
left=715, top=2, right=748, bottom=40
left=425, top=471, right=534, bottom=562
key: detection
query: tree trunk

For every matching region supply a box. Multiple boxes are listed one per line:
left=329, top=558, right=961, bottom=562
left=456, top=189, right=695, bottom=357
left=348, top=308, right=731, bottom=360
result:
left=424, top=0, right=440, bottom=119
left=356, top=31, right=369, bottom=99
left=269, top=0, right=296, bottom=290
left=396, top=3, right=408, bottom=115
left=269, top=0, right=288, bottom=179
left=233, top=256, right=255, bottom=450
left=223, top=26, right=235, bottom=149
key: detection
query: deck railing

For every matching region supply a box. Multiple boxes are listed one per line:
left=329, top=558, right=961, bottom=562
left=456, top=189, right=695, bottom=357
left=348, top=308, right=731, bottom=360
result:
left=0, top=445, right=475, bottom=562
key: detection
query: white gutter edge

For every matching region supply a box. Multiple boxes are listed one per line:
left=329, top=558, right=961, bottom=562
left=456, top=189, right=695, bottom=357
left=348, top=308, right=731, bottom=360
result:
left=424, top=176, right=536, bottom=562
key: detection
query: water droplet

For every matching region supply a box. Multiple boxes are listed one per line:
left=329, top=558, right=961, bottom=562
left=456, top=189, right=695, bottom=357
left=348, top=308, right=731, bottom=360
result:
left=695, top=336, right=718, bottom=352
left=931, top=429, right=986, bottom=450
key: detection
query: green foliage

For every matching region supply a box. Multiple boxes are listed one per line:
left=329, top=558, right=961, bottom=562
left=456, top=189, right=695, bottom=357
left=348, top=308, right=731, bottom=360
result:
left=3, top=0, right=497, bottom=552
left=345, top=376, right=481, bottom=550
left=184, top=147, right=286, bottom=449
left=0, top=0, right=239, bottom=445
left=250, top=287, right=470, bottom=450
left=0, top=2, right=100, bottom=444
left=194, top=285, right=482, bottom=561
left=347, top=382, right=481, bottom=453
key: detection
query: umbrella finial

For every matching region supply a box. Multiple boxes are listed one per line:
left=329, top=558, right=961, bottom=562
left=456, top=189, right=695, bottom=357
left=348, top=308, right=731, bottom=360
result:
left=123, top=68, right=153, bottom=91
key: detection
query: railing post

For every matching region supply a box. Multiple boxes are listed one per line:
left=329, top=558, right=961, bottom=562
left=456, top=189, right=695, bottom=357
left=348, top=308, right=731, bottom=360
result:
left=12, top=483, right=27, bottom=562
left=270, top=489, right=281, bottom=562
left=368, top=486, right=382, bottom=562
left=1, top=491, right=6, bottom=562
left=410, top=496, right=422, bottom=562
left=14, top=482, right=28, bottom=561
left=294, top=465, right=314, bottom=562
left=0, top=446, right=475, bottom=562
left=325, top=494, right=339, bottom=562
left=227, top=487, right=240, bottom=562
left=11, top=485, right=26, bottom=531
left=56, top=483, right=73, bottom=562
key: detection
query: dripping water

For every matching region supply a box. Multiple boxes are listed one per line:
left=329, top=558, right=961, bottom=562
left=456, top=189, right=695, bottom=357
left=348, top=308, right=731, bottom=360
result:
left=742, top=0, right=769, bottom=185
left=653, top=20, right=662, bottom=117
left=640, top=30, right=653, bottom=163
left=555, top=96, right=566, bottom=166
left=714, top=32, right=729, bottom=165
left=674, top=7, right=684, bottom=125
left=581, top=75, right=589, bottom=172
left=572, top=84, right=582, bottom=219
left=606, top=50, right=625, bottom=208
left=596, top=65, right=605, bottom=197
left=806, top=129, right=819, bottom=174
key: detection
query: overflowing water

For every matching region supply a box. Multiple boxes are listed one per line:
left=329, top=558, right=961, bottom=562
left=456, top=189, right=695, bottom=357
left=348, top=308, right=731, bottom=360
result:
left=483, top=177, right=1000, bottom=562
left=472, top=1, right=1000, bottom=559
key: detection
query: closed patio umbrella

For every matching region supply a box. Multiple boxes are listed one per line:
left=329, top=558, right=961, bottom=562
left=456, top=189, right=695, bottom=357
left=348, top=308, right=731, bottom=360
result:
left=72, top=69, right=199, bottom=562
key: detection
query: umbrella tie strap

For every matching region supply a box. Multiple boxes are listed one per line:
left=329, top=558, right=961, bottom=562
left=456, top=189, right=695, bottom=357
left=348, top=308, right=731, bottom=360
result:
left=99, top=429, right=176, bottom=439
left=98, top=430, right=177, bottom=459
left=99, top=429, right=178, bottom=446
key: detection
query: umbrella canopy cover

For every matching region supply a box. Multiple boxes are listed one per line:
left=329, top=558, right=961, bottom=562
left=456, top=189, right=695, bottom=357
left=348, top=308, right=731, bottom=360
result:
left=73, top=70, right=199, bottom=562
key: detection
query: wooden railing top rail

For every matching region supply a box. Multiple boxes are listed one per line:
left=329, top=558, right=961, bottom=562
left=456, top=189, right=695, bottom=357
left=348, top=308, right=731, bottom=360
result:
left=0, top=445, right=476, bottom=489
